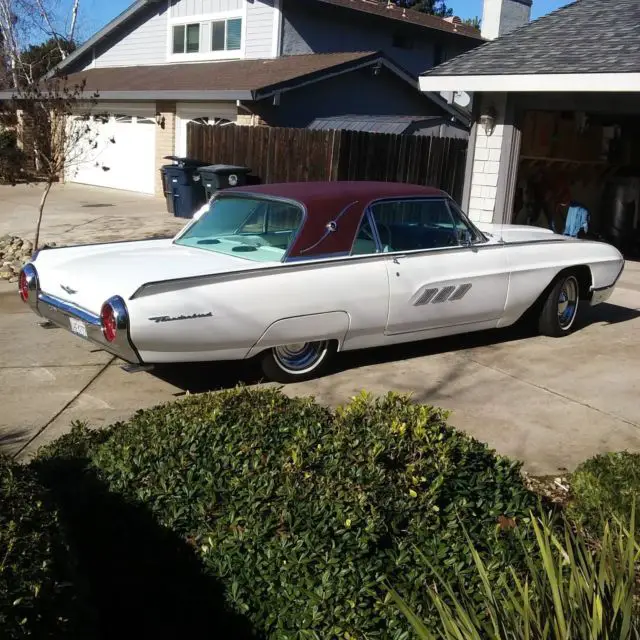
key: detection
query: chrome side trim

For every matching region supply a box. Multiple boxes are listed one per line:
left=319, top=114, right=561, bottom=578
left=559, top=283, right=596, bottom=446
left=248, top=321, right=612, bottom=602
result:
left=131, top=237, right=572, bottom=300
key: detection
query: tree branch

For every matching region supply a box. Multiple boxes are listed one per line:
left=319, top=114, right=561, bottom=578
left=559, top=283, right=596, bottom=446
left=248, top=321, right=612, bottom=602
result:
left=34, top=0, right=66, bottom=58
left=67, top=0, right=79, bottom=45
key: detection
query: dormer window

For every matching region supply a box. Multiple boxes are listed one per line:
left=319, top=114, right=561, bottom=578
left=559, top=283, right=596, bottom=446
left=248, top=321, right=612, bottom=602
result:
left=212, top=18, right=242, bottom=52
left=169, top=14, right=244, bottom=60
left=172, top=24, right=200, bottom=54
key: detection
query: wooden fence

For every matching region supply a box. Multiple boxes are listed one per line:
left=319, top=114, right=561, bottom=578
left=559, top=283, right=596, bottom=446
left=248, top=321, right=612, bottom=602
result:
left=187, top=123, right=468, bottom=201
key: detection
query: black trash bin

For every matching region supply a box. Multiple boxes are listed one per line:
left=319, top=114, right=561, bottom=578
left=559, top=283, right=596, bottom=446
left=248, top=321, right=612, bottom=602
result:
left=197, top=164, right=253, bottom=200
left=160, top=156, right=209, bottom=218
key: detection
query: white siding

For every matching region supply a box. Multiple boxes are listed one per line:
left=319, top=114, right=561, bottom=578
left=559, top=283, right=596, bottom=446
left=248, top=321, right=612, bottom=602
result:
left=82, top=0, right=278, bottom=70
left=93, top=5, right=168, bottom=68
left=467, top=93, right=507, bottom=224
left=170, top=0, right=243, bottom=18
left=245, top=0, right=276, bottom=59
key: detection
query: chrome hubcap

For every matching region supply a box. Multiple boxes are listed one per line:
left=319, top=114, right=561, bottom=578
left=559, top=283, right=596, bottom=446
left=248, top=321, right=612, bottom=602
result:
left=273, top=341, right=329, bottom=373
left=557, top=276, right=579, bottom=330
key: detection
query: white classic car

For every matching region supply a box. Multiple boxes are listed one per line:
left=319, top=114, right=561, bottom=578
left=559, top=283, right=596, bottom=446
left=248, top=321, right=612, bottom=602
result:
left=19, top=182, right=624, bottom=383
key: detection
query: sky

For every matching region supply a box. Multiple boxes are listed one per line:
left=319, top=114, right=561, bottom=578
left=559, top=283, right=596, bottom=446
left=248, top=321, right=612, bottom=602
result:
left=70, top=0, right=572, bottom=39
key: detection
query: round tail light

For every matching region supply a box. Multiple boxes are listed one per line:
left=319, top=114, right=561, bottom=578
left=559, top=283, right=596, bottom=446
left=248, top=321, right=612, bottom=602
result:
left=101, top=303, right=117, bottom=342
left=18, top=270, right=29, bottom=302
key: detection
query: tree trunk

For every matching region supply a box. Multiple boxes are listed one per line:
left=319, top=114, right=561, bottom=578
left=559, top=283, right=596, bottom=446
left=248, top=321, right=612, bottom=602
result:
left=34, top=180, right=53, bottom=251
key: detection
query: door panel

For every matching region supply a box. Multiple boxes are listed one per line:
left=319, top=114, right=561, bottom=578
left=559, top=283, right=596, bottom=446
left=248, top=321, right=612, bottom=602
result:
left=384, top=247, right=509, bottom=334
left=363, top=197, right=510, bottom=335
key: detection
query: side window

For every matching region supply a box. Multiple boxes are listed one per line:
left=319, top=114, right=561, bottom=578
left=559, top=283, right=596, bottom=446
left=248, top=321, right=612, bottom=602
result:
left=265, top=203, right=302, bottom=233
left=351, top=213, right=379, bottom=255
left=370, top=199, right=460, bottom=252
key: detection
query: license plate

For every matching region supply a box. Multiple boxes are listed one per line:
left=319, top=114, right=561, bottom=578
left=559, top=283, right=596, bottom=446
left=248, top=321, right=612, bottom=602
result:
left=69, top=317, right=88, bottom=338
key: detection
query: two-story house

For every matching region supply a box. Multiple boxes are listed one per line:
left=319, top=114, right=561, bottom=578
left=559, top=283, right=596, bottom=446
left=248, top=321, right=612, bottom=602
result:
left=50, top=0, right=481, bottom=197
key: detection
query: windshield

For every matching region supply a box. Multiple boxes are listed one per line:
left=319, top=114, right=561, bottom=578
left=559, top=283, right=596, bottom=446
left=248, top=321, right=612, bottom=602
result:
left=175, top=196, right=304, bottom=262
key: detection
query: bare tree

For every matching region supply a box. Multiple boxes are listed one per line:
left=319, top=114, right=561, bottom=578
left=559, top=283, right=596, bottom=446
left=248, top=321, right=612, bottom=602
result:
left=0, top=76, right=106, bottom=249
left=0, top=0, right=82, bottom=86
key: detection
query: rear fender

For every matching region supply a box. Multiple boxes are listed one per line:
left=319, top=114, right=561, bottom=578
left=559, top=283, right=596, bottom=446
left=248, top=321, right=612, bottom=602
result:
left=246, top=311, right=350, bottom=358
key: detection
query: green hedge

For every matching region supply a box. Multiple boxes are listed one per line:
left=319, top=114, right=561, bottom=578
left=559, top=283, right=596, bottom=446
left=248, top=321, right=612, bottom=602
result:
left=0, top=455, right=92, bottom=638
left=34, top=387, right=538, bottom=638
left=570, top=451, right=640, bottom=535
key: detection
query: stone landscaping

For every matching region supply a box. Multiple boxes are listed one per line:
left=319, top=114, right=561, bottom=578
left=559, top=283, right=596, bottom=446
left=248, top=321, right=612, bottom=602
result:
left=0, top=235, right=46, bottom=282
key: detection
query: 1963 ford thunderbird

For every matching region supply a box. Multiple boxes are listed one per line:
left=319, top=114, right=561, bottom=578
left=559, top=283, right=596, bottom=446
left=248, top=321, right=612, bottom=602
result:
left=19, top=182, right=624, bottom=383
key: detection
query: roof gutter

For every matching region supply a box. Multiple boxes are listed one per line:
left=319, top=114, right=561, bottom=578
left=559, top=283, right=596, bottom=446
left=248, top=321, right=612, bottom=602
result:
left=420, top=72, right=640, bottom=93
left=0, top=89, right=254, bottom=101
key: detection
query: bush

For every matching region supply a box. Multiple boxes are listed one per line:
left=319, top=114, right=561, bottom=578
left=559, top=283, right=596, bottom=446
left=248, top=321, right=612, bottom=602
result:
left=0, top=455, right=93, bottom=638
left=391, top=511, right=640, bottom=639
left=37, top=387, right=538, bottom=638
left=570, top=451, right=640, bottom=535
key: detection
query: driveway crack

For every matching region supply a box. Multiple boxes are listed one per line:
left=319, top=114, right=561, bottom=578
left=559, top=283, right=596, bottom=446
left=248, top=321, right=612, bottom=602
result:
left=12, top=356, right=116, bottom=459
left=467, top=356, right=640, bottom=432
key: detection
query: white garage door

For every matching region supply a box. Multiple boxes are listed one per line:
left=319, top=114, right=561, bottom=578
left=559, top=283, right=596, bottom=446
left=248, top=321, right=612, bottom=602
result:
left=67, top=106, right=156, bottom=195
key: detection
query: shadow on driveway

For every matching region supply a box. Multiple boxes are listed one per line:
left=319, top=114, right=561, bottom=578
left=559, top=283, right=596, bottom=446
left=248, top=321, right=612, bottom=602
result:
left=150, top=302, right=640, bottom=395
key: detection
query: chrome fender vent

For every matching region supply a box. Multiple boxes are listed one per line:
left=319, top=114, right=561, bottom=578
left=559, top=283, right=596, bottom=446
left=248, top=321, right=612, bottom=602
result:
left=414, top=283, right=473, bottom=306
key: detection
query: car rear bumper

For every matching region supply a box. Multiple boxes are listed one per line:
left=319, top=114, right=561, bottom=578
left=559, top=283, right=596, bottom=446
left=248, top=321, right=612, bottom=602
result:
left=22, top=264, right=141, bottom=364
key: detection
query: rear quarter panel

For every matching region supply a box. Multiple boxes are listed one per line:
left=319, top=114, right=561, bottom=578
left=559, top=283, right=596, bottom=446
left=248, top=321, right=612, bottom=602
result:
left=127, top=257, right=389, bottom=363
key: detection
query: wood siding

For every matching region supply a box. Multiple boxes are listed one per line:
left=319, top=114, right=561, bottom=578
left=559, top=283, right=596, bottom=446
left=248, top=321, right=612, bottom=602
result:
left=170, top=0, right=243, bottom=18
left=187, top=124, right=467, bottom=201
left=83, top=0, right=276, bottom=70
left=245, top=0, right=276, bottom=59
left=91, top=5, right=169, bottom=69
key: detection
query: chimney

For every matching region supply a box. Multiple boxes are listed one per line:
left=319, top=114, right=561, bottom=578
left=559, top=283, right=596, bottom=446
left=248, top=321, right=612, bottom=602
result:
left=481, top=0, right=532, bottom=40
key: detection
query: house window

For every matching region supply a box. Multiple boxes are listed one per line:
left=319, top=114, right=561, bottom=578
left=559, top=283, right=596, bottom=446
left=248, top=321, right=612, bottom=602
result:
left=211, top=17, right=242, bottom=52
left=173, top=23, right=200, bottom=54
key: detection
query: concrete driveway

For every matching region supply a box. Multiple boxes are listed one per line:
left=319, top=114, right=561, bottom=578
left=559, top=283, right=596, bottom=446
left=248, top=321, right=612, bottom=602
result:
left=1, top=184, right=639, bottom=474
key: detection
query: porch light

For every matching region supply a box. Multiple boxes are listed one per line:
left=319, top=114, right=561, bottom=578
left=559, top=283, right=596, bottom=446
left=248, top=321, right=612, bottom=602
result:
left=155, top=112, right=166, bottom=129
left=479, top=106, right=497, bottom=136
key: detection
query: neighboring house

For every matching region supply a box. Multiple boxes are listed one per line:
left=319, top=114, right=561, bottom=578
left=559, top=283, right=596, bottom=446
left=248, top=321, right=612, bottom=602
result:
left=5, top=0, right=482, bottom=197
left=420, top=0, right=640, bottom=257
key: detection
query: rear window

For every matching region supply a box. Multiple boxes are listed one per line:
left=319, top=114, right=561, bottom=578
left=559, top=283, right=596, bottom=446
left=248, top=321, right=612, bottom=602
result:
left=175, top=196, right=304, bottom=262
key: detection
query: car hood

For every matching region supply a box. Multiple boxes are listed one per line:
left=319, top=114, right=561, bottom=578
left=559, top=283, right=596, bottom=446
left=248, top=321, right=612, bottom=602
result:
left=477, top=223, right=571, bottom=244
left=34, top=240, right=272, bottom=312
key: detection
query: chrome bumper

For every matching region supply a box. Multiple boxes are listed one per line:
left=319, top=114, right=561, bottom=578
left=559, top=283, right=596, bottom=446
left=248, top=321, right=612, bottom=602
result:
left=590, top=284, right=616, bottom=306
left=21, top=264, right=141, bottom=364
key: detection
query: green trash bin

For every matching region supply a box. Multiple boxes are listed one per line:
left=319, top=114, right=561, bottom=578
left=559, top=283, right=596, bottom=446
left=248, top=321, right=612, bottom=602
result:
left=197, top=164, right=253, bottom=200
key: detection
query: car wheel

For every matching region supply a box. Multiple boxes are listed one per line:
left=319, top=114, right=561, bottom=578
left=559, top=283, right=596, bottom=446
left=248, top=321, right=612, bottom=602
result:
left=538, top=273, right=580, bottom=337
left=260, top=340, right=336, bottom=383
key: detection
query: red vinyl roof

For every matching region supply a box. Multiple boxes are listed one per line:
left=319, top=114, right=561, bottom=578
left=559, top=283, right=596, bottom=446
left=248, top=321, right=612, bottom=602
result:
left=227, top=181, right=445, bottom=258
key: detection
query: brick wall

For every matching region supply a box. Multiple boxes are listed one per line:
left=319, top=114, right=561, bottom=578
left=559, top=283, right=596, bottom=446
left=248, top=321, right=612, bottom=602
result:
left=467, top=94, right=507, bottom=224
left=154, top=101, right=176, bottom=197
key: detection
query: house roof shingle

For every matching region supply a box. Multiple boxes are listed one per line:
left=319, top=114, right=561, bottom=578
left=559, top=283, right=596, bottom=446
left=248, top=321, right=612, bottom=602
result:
left=64, top=51, right=380, bottom=98
left=315, top=0, right=481, bottom=39
left=424, top=0, right=640, bottom=77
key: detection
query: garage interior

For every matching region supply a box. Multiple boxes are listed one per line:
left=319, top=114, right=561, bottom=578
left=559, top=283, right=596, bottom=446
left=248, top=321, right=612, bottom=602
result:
left=509, top=96, right=640, bottom=258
